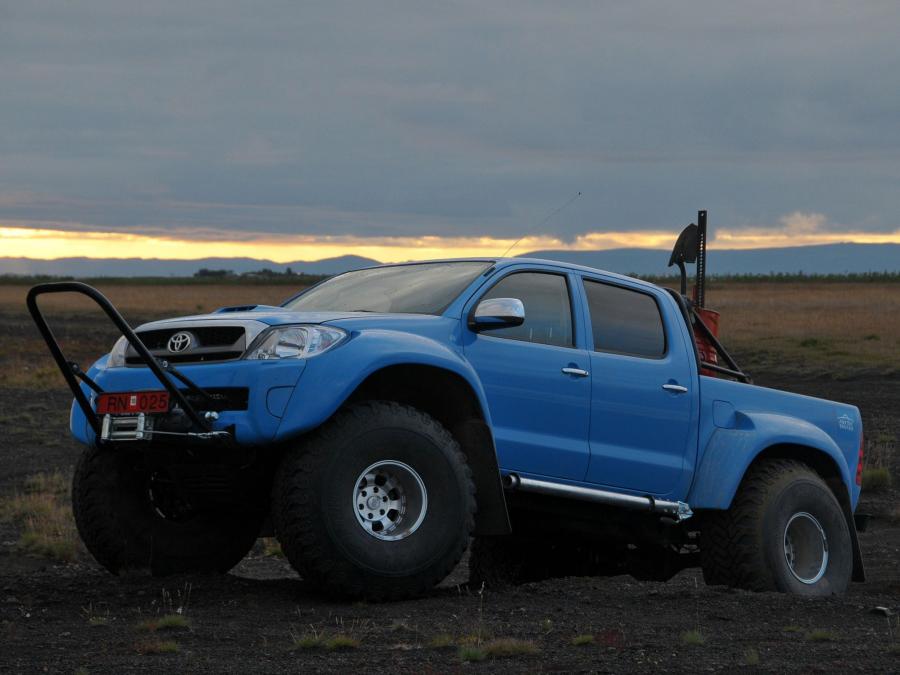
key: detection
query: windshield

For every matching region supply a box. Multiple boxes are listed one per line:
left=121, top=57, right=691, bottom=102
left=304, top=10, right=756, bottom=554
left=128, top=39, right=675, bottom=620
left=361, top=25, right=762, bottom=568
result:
left=284, top=261, right=493, bottom=315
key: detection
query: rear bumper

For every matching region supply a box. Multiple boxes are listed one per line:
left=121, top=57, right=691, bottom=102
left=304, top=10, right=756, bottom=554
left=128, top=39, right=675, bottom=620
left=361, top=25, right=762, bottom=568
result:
left=72, top=358, right=306, bottom=446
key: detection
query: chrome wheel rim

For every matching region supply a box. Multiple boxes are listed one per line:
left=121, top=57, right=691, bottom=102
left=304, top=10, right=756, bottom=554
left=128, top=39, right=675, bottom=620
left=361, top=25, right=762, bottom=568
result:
left=353, top=460, right=428, bottom=541
left=783, top=511, right=829, bottom=584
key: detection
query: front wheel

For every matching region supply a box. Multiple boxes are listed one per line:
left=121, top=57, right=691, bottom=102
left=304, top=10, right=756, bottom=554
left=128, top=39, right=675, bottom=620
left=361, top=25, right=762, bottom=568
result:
left=272, top=401, right=476, bottom=600
left=701, top=459, right=852, bottom=596
left=72, top=447, right=265, bottom=575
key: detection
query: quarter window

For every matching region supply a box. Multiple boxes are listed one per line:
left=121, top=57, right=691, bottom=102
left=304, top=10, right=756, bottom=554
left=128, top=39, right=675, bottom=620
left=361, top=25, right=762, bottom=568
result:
left=479, top=272, right=573, bottom=347
left=583, top=280, right=665, bottom=358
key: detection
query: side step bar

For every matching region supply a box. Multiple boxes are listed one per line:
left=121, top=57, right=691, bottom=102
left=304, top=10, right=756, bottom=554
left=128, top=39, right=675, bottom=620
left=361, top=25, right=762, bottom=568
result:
left=503, top=474, right=694, bottom=521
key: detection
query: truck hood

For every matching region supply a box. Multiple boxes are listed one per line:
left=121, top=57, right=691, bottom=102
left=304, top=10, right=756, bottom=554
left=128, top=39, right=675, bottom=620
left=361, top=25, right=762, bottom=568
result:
left=136, top=308, right=397, bottom=330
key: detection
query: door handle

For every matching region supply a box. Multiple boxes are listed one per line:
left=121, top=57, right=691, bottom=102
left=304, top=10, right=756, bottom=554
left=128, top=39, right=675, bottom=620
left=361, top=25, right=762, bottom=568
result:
left=562, top=367, right=590, bottom=377
left=662, top=383, right=689, bottom=394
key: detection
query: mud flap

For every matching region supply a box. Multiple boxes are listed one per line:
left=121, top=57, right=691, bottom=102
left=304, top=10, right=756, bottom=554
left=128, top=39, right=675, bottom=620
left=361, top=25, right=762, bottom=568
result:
left=454, top=419, right=511, bottom=536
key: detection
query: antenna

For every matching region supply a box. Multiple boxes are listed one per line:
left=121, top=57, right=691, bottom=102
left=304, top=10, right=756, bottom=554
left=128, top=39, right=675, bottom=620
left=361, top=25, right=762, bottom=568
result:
left=500, top=191, right=582, bottom=258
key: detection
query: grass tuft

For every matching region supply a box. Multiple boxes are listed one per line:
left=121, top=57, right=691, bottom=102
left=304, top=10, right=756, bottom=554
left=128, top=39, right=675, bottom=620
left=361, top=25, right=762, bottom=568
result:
left=572, top=634, right=595, bottom=646
left=139, top=614, right=191, bottom=632
left=783, top=625, right=804, bottom=633
left=458, top=645, right=487, bottom=662
left=805, top=630, right=837, bottom=642
left=861, top=467, right=892, bottom=492
left=260, top=537, right=284, bottom=558
left=291, top=634, right=323, bottom=650
left=680, top=630, right=706, bottom=646
left=427, top=634, right=455, bottom=649
left=324, top=635, right=360, bottom=651
left=743, top=647, right=760, bottom=665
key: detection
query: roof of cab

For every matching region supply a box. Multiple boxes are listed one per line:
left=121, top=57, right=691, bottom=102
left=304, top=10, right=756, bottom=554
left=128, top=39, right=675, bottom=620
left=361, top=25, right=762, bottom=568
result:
left=349, top=256, right=662, bottom=293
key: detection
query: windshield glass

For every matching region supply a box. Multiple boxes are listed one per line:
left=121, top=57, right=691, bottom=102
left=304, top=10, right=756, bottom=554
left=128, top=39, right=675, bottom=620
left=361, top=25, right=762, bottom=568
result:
left=284, top=261, right=493, bottom=315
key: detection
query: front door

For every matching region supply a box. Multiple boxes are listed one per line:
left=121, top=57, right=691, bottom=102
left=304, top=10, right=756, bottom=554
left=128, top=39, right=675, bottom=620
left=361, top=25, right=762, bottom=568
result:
left=464, top=271, right=592, bottom=481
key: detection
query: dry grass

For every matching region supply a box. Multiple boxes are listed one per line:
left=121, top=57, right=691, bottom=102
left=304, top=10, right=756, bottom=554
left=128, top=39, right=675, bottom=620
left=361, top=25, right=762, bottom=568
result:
left=861, top=467, right=893, bottom=492
left=458, top=645, right=487, bottom=662
left=458, top=638, right=538, bottom=661
left=0, top=283, right=297, bottom=315
left=805, top=629, right=838, bottom=642
left=260, top=537, right=284, bottom=558
left=743, top=647, right=761, bottom=665
left=0, top=471, right=79, bottom=562
left=707, top=282, right=900, bottom=374
left=427, top=634, right=455, bottom=649
left=681, top=629, right=706, bottom=646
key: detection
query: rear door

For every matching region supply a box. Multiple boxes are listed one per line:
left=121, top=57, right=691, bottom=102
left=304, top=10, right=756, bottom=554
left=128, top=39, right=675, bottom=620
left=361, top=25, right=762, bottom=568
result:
left=581, top=277, right=695, bottom=495
left=463, top=269, right=592, bottom=481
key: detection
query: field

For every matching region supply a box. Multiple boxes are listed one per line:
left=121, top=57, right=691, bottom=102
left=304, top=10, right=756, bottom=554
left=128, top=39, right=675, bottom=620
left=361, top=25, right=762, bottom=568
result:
left=0, top=280, right=898, bottom=673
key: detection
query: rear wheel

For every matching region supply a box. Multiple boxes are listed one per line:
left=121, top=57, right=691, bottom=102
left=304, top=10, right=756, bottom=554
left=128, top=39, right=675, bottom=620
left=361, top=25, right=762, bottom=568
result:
left=272, top=401, right=476, bottom=600
left=701, top=459, right=852, bottom=595
left=72, top=447, right=264, bottom=575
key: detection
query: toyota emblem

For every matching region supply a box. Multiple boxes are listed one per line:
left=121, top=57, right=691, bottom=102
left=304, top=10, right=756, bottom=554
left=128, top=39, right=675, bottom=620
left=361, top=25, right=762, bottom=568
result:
left=167, top=332, right=193, bottom=353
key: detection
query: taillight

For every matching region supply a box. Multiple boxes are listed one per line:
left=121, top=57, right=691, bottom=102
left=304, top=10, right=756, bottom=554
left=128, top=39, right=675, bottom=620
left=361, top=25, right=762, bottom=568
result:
left=855, top=432, right=865, bottom=486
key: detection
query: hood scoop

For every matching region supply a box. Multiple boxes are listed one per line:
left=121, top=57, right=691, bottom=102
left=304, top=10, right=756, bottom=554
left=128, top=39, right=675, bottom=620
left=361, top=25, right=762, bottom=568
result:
left=215, top=304, right=283, bottom=314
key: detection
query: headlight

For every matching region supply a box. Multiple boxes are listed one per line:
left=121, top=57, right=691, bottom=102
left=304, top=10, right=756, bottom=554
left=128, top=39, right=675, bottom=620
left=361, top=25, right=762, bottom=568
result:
left=244, top=325, right=347, bottom=360
left=106, top=336, right=129, bottom=368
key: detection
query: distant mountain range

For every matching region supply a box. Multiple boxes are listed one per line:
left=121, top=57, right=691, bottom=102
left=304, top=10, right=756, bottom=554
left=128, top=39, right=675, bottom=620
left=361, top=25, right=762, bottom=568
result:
left=0, top=243, right=897, bottom=278
left=519, top=243, right=900, bottom=276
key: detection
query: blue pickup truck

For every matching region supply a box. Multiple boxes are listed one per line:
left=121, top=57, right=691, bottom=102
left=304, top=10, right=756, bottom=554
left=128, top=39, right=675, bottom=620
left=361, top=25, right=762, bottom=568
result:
left=27, top=255, right=865, bottom=600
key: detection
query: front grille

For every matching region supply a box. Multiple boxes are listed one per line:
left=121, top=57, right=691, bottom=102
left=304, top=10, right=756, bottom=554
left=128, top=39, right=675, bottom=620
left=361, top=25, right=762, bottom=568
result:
left=138, top=326, right=245, bottom=350
left=126, top=325, right=247, bottom=366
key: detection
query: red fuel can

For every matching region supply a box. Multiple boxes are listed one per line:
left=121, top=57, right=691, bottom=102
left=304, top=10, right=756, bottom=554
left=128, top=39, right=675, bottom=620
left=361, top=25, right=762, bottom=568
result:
left=693, top=307, right=720, bottom=377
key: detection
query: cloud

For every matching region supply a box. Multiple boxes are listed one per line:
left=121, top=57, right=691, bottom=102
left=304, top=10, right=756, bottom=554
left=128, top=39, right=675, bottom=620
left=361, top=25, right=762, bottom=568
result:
left=1, top=1, right=900, bottom=247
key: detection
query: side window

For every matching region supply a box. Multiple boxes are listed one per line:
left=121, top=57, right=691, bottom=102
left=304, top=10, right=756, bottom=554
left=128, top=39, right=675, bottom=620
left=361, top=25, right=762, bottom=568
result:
left=479, top=272, right=573, bottom=347
left=583, top=280, right=666, bottom=358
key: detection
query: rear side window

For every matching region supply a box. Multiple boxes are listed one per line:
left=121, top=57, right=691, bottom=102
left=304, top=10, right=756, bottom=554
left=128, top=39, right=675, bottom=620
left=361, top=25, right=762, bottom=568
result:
left=479, top=272, right=573, bottom=347
left=583, top=280, right=665, bottom=358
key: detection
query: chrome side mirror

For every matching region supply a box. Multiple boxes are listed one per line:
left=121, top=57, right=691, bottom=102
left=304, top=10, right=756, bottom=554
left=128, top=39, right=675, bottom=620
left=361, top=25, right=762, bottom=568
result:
left=469, top=297, right=525, bottom=330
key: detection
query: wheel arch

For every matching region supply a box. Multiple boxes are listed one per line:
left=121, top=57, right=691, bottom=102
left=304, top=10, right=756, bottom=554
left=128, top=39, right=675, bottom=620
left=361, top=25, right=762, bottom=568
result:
left=342, top=363, right=511, bottom=536
left=689, top=413, right=853, bottom=511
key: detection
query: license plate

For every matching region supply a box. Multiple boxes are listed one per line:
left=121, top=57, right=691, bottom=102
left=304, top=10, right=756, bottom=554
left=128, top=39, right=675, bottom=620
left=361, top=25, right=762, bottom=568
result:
left=96, top=391, right=170, bottom=415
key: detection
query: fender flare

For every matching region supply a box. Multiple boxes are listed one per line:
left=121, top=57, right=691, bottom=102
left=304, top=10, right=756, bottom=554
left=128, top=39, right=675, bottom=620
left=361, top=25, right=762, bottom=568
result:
left=275, top=329, right=510, bottom=535
left=688, top=411, right=852, bottom=510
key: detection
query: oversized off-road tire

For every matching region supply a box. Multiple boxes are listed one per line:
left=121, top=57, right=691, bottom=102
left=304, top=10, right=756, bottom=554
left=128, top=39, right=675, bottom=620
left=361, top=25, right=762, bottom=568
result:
left=272, top=401, right=476, bottom=600
left=72, top=446, right=265, bottom=575
left=701, top=459, right=852, bottom=596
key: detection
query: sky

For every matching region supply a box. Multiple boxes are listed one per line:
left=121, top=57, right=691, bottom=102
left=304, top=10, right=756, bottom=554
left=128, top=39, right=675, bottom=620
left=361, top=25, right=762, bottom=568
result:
left=2, top=1, right=900, bottom=263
